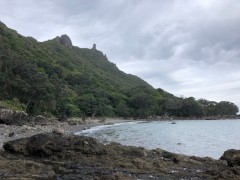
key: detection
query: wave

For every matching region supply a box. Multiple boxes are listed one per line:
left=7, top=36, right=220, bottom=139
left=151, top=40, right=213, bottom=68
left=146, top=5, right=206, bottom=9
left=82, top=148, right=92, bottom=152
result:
left=75, top=121, right=142, bottom=135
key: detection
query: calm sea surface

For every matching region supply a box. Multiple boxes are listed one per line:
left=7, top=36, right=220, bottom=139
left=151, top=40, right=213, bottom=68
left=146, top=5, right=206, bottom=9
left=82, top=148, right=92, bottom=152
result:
left=76, top=119, right=240, bottom=159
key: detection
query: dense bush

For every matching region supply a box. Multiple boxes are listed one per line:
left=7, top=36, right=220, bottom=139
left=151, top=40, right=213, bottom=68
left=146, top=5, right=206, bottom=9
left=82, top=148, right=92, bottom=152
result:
left=0, top=21, right=238, bottom=118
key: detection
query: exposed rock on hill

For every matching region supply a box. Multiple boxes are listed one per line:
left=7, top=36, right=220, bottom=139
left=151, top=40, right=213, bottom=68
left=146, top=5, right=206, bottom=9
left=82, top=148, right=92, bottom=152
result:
left=59, top=34, right=72, bottom=48
left=92, top=43, right=96, bottom=50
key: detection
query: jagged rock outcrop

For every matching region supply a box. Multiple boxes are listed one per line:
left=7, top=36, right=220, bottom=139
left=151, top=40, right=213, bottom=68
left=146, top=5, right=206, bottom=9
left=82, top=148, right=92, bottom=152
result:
left=92, top=43, right=96, bottom=50
left=3, top=133, right=240, bottom=179
left=59, top=34, right=72, bottom=48
left=0, top=108, right=28, bottom=125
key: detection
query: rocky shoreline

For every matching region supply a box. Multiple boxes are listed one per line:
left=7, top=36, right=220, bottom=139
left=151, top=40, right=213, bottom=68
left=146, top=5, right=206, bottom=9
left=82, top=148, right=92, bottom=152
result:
left=0, top=117, right=129, bottom=150
left=1, top=132, right=240, bottom=179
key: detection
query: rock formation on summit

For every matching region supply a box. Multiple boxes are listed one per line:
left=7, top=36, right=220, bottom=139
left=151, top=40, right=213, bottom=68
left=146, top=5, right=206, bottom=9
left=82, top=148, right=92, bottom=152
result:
left=59, top=34, right=72, bottom=48
left=92, top=43, right=96, bottom=50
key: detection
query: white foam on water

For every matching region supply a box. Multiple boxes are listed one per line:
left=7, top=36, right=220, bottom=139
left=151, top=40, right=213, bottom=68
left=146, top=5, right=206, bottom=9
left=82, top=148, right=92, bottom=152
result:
left=75, top=121, right=141, bottom=135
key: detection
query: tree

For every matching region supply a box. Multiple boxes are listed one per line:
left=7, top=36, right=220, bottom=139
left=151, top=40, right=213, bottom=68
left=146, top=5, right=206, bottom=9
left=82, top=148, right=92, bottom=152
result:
left=129, top=92, right=157, bottom=118
left=215, top=101, right=239, bottom=116
left=162, top=97, right=183, bottom=116
left=180, top=97, right=204, bottom=117
left=198, top=99, right=218, bottom=116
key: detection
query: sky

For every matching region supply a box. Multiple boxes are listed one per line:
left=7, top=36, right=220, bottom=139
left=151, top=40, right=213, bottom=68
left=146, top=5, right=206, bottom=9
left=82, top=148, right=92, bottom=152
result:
left=0, top=0, right=240, bottom=108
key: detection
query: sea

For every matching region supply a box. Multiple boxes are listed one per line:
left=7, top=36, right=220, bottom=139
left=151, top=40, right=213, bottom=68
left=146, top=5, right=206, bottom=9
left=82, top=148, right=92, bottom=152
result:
left=75, top=119, right=240, bottom=159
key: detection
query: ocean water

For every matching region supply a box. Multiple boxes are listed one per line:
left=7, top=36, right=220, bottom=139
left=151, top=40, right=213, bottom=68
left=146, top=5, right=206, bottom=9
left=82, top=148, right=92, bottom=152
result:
left=76, top=120, right=240, bottom=159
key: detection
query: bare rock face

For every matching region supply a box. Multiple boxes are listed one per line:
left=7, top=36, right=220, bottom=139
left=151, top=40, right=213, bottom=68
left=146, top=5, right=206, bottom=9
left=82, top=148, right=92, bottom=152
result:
left=0, top=108, right=28, bottom=125
left=92, top=43, right=96, bottom=50
left=59, top=34, right=72, bottom=48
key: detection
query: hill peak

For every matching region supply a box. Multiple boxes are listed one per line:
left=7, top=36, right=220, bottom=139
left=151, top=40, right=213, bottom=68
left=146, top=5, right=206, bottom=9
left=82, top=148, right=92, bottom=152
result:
left=59, top=34, right=72, bottom=48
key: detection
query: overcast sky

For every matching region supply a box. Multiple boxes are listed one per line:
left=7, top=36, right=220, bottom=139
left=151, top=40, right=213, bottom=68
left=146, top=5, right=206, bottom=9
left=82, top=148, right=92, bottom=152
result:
left=1, top=0, right=240, bottom=108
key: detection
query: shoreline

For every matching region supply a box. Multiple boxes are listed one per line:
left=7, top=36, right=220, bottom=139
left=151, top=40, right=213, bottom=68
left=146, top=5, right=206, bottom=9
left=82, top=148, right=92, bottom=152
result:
left=1, top=131, right=240, bottom=179
left=0, top=118, right=132, bottom=149
left=1, top=118, right=240, bottom=178
left=1, top=117, right=240, bottom=150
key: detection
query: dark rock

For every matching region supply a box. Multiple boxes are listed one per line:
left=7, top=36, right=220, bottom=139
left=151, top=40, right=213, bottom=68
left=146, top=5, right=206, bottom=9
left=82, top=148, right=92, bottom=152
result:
left=161, top=150, right=180, bottom=163
left=4, top=133, right=104, bottom=158
left=59, top=34, right=72, bottom=48
left=58, top=115, right=68, bottom=122
left=0, top=108, right=29, bottom=125
left=3, top=137, right=29, bottom=155
left=220, top=149, right=240, bottom=167
left=92, top=43, right=96, bottom=50
left=8, top=132, right=14, bottom=137
left=3, top=133, right=240, bottom=179
left=0, top=155, right=55, bottom=179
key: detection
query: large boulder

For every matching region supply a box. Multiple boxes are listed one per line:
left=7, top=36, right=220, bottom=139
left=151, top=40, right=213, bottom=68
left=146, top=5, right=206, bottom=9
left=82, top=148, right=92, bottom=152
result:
left=220, top=149, right=240, bottom=167
left=3, top=133, right=105, bottom=158
left=0, top=108, right=29, bottom=125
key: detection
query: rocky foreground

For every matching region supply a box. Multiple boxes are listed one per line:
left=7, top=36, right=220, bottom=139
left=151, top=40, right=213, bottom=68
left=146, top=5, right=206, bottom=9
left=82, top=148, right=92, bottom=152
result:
left=0, top=133, right=239, bottom=179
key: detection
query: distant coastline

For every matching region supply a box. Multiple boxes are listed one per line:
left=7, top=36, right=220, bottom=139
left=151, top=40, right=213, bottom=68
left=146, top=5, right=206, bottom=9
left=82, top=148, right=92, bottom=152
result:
left=133, top=115, right=240, bottom=121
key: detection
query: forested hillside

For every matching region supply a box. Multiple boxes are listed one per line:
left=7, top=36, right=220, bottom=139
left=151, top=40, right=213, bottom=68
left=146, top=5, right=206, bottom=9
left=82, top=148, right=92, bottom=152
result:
left=0, top=21, right=238, bottom=118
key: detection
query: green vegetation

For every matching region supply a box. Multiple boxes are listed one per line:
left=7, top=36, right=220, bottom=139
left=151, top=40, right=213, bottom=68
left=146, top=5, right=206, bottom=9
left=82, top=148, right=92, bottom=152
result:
left=0, top=21, right=238, bottom=118
left=0, top=98, right=26, bottom=112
